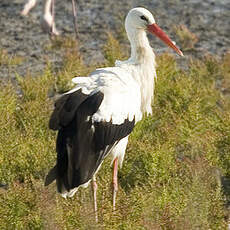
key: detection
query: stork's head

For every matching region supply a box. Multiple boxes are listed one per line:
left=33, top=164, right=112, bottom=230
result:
left=125, top=7, right=183, bottom=56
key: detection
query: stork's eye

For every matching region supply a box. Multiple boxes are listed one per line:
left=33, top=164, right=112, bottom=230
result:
left=140, top=15, right=148, bottom=22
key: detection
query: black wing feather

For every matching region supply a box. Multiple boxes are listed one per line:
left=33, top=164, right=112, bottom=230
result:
left=49, top=89, right=88, bottom=130
left=45, top=90, right=135, bottom=195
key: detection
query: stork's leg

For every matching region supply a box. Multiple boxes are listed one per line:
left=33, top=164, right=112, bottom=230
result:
left=21, top=0, right=37, bottom=16
left=112, top=157, right=119, bottom=211
left=91, top=176, right=98, bottom=223
left=71, top=0, right=79, bottom=40
left=51, top=0, right=55, bottom=35
left=42, top=0, right=59, bottom=36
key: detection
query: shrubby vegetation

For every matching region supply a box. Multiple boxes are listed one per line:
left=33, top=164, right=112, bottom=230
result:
left=0, top=35, right=229, bottom=229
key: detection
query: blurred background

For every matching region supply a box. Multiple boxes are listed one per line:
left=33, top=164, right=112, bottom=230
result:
left=0, top=0, right=229, bottom=78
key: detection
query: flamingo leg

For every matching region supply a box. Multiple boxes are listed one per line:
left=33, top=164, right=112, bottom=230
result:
left=112, top=157, right=119, bottom=211
left=91, top=176, right=98, bottom=223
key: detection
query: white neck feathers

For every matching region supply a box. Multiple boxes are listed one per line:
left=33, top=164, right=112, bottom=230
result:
left=121, top=27, right=157, bottom=115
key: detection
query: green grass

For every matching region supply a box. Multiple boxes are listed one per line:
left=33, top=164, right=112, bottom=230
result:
left=0, top=49, right=24, bottom=66
left=173, top=25, right=198, bottom=51
left=0, top=35, right=229, bottom=229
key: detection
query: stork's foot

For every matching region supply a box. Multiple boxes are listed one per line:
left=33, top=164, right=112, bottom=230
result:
left=41, top=18, right=60, bottom=36
left=21, top=9, right=29, bottom=16
left=50, top=26, right=60, bottom=36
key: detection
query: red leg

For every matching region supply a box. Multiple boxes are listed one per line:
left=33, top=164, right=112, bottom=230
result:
left=91, top=176, right=98, bottom=222
left=112, top=157, right=118, bottom=211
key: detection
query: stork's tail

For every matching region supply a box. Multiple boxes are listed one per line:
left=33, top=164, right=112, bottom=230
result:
left=44, top=165, right=57, bottom=186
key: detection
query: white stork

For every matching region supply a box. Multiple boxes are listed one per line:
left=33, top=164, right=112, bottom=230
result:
left=21, top=0, right=78, bottom=36
left=45, top=7, right=183, bottom=221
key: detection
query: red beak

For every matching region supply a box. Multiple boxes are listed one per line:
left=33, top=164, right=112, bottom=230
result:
left=147, top=23, right=184, bottom=56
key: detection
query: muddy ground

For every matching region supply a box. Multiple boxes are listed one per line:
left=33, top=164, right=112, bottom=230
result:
left=0, top=0, right=230, bottom=79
